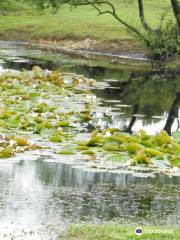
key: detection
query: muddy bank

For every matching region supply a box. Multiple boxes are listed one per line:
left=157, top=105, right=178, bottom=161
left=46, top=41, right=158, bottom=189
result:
left=0, top=34, right=180, bottom=68
left=1, top=36, right=179, bottom=70
left=30, top=38, right=149, bottom=61
left=0, top=33, right=148, bottom=60
left=29, top=39, right=180, bottom=72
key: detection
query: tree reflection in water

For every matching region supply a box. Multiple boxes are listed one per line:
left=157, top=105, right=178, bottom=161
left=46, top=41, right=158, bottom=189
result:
left=164, top=92, right=180, bottom=135
left=92, top=70, right=180, bottom=134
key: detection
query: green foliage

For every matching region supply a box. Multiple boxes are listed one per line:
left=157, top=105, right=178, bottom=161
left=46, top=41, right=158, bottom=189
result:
left=0, top=0, right=27, bottom=13
left=58, top=144, right=76, bottom=154
left=143, top=18, right=180, bottom=60
left=0, top=135, right=40, bottom=158
left=0, top=67, right=179, bottom=174
left=73, top=129, right=180, bottom=169
left=0, top=67, right=96, bottom=158
left=23, top=0, right=67, bottom=10
left=173, top=131, right=180, bottom=141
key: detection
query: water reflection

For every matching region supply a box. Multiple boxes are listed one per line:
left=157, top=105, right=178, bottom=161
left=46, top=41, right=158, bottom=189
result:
left=0, top=41, right=179, bottom=240
left=0, top=41, right=180, bottom=134
left=164, top=92, right=180, bottom=135
left=0, top=159, right=179, bottom=239
left=124, top=104, right=139, bottom=133
left=92, top=73, right=180, bottom=134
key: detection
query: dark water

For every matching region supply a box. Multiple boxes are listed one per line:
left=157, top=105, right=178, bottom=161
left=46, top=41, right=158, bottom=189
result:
left=0, top=41, right=180, bottom=239
left=0, top=41, right=179, bottom=135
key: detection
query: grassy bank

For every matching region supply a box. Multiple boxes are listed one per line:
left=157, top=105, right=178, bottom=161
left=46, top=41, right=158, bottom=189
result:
left=0, top=0, right=173, bottom=51
left=62, top=224, right=180, bottom=240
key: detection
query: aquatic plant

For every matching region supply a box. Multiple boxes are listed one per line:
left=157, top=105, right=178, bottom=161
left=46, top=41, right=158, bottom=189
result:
left=0, top=67, right=179, bottom=174
left=0, top=67, right=95, bottom=157
left=72, top=128, right=180, bottom=169
left=0, top=134, right=40, bottom=158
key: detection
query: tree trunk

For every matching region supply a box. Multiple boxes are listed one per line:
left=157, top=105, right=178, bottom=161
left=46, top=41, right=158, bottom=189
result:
left=171, top=0, right=180, bottom=34
left=137, top=0, right=152, bottom=32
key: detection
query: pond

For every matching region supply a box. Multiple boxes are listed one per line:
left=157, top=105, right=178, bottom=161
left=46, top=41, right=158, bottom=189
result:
left=0, top=41, right=179, bottom=135
left=0, top=41, right=179, bottom=239
left=0, top=160, right=180, bottom=239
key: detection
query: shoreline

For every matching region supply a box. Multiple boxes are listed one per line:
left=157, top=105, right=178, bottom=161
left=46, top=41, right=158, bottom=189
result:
left=25, top=38, right=180, bottom=70
left=0, top=38, right=179, bottom=71
left=30, top=38, right=149, bottom=61
left=0, top=37, right=149, bottom=61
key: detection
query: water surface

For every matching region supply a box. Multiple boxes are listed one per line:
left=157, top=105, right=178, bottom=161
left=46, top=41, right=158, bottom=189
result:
left=0, top=40, right=179, bottom=239
left=0, top=40, right=179, bottom=135
left=0, top=159, right=179, bottom=239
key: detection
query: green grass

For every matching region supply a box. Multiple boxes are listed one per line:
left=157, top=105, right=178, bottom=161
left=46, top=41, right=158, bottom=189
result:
left=0, top=0, right=174, bottom=43
left=62, top=224, right=180, bottom=240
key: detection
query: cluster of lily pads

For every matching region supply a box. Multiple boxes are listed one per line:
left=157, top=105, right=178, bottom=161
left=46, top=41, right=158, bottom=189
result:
left=0, top=67, right=179, bottom=173
left=0, top=134, right=40, bottom=158
left=70, top=128, right=180, bottom=169
left=0, top=66, right=96, bottom=157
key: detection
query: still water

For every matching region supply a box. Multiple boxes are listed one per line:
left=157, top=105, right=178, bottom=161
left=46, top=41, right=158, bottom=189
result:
left=0, top=41, right=179, bottom=135
left=0, top=159, right=180, bottom=239
left=0, top=41, right=179, bottom=239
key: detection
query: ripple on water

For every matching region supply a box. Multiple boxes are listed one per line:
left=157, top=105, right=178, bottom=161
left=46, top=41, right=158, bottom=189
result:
left=0, top=159, right=179, bottom=238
